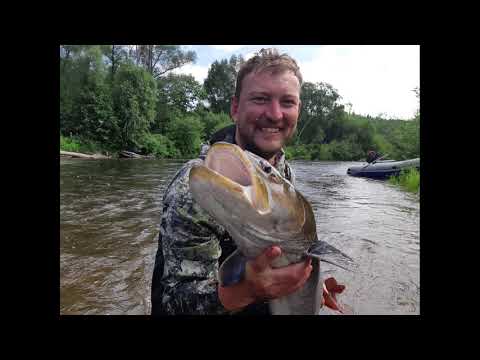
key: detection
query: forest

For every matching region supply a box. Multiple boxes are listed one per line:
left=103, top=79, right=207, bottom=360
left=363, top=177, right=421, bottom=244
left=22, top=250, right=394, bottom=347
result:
left=60, top=45, right=420, bottom=161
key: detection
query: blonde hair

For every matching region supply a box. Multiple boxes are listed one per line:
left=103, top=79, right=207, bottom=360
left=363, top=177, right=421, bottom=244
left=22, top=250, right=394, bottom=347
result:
left=234, top=48, right=303, bottom=98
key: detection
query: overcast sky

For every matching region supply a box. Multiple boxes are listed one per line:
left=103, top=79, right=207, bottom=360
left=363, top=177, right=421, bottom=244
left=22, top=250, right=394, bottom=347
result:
left=172, top=45, right=420, bottom=120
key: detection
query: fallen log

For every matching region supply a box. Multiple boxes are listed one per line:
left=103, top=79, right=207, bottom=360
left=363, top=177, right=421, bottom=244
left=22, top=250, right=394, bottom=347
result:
left=119, top=150, right=143, bottom=158
left=60, top=150, right=109, bottom=159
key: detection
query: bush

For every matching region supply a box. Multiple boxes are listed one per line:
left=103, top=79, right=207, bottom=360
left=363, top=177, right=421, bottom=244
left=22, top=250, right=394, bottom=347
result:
left=328, top=140, right=350, bottom=160
left=76, top=138, right=103, bottom=154
left=112, top=63, right=157, bottom=149
left=388, top=167, right=420, bottom=193
left=60, top=135, right=112, bottom=155
left=285, top=144, right=310, bottom=160
left=199, top=111, right=232, bottom=140
left=316, top=144, right=333, bottom=160
left=60, top=135, right=81, bottom=152
left=286, top=143, right=335, bottom=161
left=140, top=133, right=180, bottom=158
left=166, top=114, right=205, bottom=158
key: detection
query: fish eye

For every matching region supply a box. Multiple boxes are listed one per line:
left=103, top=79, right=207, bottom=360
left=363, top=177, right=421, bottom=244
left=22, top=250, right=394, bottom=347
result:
left=259, top=161, right=272, bottom=174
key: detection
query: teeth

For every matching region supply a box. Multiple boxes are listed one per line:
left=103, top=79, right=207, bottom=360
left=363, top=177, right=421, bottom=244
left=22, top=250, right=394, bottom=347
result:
left=261, top=128, right=280, bottom=133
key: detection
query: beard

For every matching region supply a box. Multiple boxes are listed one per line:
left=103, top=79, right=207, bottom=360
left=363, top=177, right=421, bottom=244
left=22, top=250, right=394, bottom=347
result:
left=235, top=123, right=297, bottom=162
left=243, top=139, right=277, bottom=161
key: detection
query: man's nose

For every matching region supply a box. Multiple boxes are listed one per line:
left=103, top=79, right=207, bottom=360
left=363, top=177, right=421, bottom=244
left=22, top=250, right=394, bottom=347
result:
left=265, top=100, right=283, bottom=121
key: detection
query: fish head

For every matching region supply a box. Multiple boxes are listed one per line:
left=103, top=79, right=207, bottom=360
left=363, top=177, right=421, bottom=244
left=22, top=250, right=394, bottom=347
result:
left=189, top=142, right=317, bottom=258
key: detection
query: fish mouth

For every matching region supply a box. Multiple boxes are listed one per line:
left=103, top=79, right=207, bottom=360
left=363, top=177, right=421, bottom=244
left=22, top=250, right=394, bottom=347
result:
left=189, top=143, right=269, bottom=213
left=204, top=143, right=254, bottom=187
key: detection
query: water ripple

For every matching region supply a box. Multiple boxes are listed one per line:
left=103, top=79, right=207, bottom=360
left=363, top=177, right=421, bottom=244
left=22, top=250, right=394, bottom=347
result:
left=60, top=159, right=419, bottom=315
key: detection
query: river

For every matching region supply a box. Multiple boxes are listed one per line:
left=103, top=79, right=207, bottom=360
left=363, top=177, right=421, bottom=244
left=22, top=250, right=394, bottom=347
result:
left=60, top=158, right=419, bottom=315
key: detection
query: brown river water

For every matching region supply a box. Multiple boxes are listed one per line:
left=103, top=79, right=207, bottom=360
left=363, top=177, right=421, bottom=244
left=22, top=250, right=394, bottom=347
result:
left=60, top=158, right=419, bottom=315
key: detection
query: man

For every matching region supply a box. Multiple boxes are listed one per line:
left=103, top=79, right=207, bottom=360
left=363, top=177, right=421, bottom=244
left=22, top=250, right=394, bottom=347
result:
left=151, top=48, right=313, bottom=315
left=366, top=150, right=382, bottom=163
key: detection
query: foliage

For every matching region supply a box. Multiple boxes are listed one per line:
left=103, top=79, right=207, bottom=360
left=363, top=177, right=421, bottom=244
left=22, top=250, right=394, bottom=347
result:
left=388, top=167, right=420, bottom=193
left=369, top=117, right=419, bottom=160
left=199, top=111, right=232, bottom=140
left=75, top=81, right=120, bottom=145
left=60, top=135, right=109, bottom=154
left=112, top=63, right=158, bottom=150
left=157, top=73, right=205, bottom=113
left=139, top=133, right=180, bottom=158
left=59, top=45, right=419, bottom=161
left=296, top=82, right=344, bottom=144
left=152, top=73, right=206, bottom=134
left=203, top=55, right=244, bottom=113
left=60, top=135, right=81, bottom=153
left=166, top=113, right=205, bottom=158
left=125, top=45, right=196, bottom=78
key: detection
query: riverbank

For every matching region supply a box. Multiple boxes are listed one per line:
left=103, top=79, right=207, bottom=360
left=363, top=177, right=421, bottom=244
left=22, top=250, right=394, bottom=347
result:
left=388, top=168, right=420, bottom=194
left=60, top=135, right=115, bottom=156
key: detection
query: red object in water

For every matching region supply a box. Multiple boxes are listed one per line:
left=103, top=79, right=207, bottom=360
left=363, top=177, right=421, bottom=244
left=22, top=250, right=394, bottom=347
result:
left=322, top=277, right=346, bottom=313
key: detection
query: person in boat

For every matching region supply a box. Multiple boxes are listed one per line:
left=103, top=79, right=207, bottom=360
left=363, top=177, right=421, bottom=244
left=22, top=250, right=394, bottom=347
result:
left=366, top=150, right=382, bottom=163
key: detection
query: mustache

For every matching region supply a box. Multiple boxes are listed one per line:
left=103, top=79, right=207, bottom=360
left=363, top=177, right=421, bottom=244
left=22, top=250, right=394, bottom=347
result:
left=255, top=117, right=285, bottom=128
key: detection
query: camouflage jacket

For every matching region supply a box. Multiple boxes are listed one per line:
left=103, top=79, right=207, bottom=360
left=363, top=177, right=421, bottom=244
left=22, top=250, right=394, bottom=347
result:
left=151, top=125, right=296, bottom=315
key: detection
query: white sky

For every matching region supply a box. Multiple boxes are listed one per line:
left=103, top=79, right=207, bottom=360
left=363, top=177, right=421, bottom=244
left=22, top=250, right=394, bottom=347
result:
left=173, top=45, right=420, bottom=120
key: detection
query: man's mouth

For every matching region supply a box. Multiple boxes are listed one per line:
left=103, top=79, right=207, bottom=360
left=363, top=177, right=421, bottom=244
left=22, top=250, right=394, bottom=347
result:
left=259, top=127, right=281, bottom=133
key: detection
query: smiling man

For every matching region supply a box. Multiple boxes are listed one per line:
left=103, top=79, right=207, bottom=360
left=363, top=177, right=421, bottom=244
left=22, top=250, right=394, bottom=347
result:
left=231, top=55, right=301, bottom=164
left=151, top=48, right=312, bottom=315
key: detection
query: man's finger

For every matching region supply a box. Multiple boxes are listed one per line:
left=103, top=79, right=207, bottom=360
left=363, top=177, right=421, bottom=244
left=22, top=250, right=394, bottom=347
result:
left=269, top=266, right=312, bottom=298
left=251, top=246, right=281, bottom=272
left=271, top=259, right=311, bottom=282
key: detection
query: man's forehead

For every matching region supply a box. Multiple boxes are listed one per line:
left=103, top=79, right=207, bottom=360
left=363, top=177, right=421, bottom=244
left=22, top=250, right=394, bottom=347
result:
left=243, top=70, right=300, bottom=94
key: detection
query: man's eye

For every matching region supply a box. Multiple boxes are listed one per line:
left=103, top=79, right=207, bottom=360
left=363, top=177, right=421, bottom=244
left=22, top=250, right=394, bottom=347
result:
left=253, top=97, right=267, bottom=103
left=283, top=100, right=297, bottom=107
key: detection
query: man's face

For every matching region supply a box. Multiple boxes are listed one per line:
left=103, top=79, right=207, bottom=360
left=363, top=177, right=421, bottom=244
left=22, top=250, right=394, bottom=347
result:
left=231, top=70, right=301, bottom=160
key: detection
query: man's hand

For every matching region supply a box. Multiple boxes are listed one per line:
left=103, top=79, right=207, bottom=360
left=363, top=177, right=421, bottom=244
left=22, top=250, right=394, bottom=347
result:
left=218, top=246, right=312, bottom=311
left=245, top=246, right=312, bottom=300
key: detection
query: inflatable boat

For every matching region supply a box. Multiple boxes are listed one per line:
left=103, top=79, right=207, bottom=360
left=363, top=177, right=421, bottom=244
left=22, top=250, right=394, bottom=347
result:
left=347, top=158, right=420, bottom=179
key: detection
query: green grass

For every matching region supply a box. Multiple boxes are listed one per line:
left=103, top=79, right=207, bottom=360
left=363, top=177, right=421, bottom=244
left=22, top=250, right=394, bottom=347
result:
left=60, top=135, right=82, bottom=152
left=60, top=135, right=108, bottom=155
left=388, top=167, right=420, bottom=193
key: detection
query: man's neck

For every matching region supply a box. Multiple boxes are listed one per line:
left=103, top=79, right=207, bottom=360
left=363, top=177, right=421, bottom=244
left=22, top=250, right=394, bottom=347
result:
left=235, top=130, right=279, bottom=166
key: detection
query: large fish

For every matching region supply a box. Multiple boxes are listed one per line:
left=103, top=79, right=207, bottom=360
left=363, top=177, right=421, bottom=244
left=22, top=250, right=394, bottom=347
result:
left=189, top=142, right=353, bottom=315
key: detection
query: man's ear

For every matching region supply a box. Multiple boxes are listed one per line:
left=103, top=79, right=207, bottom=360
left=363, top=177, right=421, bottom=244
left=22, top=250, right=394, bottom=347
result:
left=298, top=100, right=303, bottom=119
left=230, top=96, right=239, bottom=123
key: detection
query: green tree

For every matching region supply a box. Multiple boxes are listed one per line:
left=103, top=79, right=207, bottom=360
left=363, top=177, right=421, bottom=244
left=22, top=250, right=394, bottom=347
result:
left=204, top=55, right=244, bottom=113
left=296, top=82, right=344, bottom=144
left=126, top=45, right=196, bottom=79
left=166, top=114, right=205, bottom=157
left=112, top=64, right=157, bottom=150
left=74, top=79, right=119, bottom=145
left=158, top=73, right=206, bottom=113
left=152, top=73, right=206, bottom=134
left=139, top=133, right=180, bottom=158
left=60, top=45, right=109, bottom=137
left=199, top=111, right=232, bottom=140
left=101, top=45, right=129, bottom=79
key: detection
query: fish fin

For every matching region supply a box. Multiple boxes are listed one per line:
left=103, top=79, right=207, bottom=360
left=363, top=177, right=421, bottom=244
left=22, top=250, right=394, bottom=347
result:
left=306, top=252, right=356, bottom=273
left=218, top=249, right=247, bottom=287
left=305, top=241, right=357, bottom=273
left=307, top=241, right=354, bottom=261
